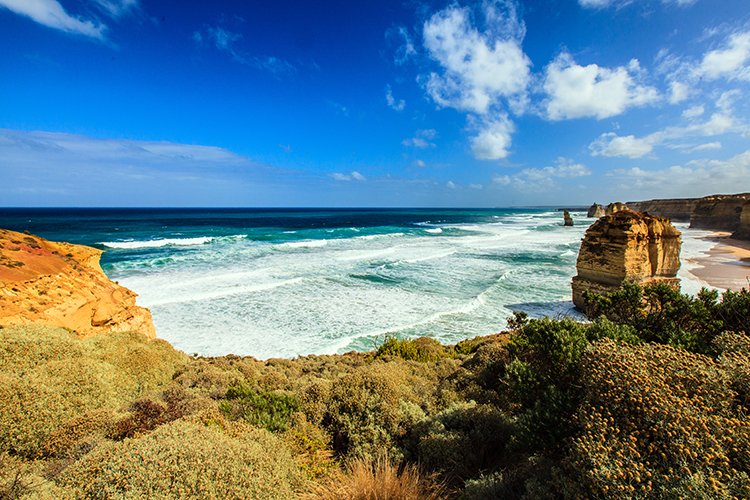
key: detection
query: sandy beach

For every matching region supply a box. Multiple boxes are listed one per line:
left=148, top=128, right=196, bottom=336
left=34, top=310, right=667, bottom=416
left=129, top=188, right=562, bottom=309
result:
left=688, top=232, right=750, bottom=291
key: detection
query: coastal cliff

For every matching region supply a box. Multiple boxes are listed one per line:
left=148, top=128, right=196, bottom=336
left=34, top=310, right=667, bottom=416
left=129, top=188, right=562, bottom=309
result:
left=625, top=198, right=698, bottom=222
left=571, top=210, right=682, bottom=310
left=0, top=228, right=155, bottom=338
left=690, top=193, right=750, bottom=231
left=734, top=202, right=750, bottom=240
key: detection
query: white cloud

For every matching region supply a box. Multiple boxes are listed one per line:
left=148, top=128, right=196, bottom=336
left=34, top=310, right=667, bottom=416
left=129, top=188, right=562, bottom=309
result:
left=682, top=105, right=704, bottom=118
left=579, top=0, right=697, bottom=8
left=697, top=31, right=750, bottom=81
left=469, top=183, right=483, bottom=189
left=91, top=0, right=138, bottom=18
left=0, top=0, right=105, bottom=39
left=413, top=159, right=426, bottom=168
left=668, top=81, right=689, bottom=104
left=385, top=85, right=405, bottom=111
left=402, top=129, right=437, bottom=149
left=470, top=114, right=514, bottom=160
left=590, top=112, right=738, bottom=158
left=386, top=26, right=417, bottom=65
left=331, top=171, right=366, bottom=182
left=423, top=1, right=530, bottom=115
left=446, top=180, right=457, bottom=189
left=608, top=149, right=750, bottom=197
left=543, top=52, right=659, bottom=120
left=492, top=157, right=591, bottom=191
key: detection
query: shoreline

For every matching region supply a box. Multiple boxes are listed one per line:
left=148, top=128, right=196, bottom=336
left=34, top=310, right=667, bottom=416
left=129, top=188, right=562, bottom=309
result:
left=686, top=232, right=750, bottom=291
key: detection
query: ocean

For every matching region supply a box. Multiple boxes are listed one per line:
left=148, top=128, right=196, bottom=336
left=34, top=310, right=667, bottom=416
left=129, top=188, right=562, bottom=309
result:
left=0, top=208, right=718, bottom=359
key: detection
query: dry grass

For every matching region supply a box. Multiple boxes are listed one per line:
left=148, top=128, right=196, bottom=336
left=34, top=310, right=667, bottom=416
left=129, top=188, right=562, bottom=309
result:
left=309, top=453, right=445, bottom=500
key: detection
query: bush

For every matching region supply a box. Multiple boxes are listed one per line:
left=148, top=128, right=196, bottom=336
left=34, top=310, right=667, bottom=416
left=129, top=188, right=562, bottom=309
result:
left=409, top=401, right=513, bottom=483
left=61, top=415, right=306, bottom=499
left=0, top=326, right=186, bottom=458
left=219, top=383, right=300, bottom=432
left=376, top=336, right=451, bottom=362
left=562, top=340, right=750, bottom=498
left=324, top=364, right=419, bottom=459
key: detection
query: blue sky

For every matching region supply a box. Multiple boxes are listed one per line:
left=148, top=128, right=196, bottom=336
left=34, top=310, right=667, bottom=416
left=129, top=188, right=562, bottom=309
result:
left=1, top=0, right=749, bottom=207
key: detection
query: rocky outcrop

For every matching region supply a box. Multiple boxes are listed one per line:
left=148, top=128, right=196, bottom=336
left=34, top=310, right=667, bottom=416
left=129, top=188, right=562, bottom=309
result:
left=572, top=210, right=682, bottom=310
left=0, top=229, right=155, bottom=338
left=563, top=210, right=574, bottom=226
left=587, top=204, right=605, bottom=218
left=625, top=198, right=698, bottom=222
left=733, top=202, right=750, bottom=240
left=690, top=193, right=750, bottom=231
left=605, top=202, right=628, bottom=216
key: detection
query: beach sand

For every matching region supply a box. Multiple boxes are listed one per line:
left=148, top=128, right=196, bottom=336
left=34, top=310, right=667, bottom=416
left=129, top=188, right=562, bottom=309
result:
left=688, top=232, right=750, bottom=291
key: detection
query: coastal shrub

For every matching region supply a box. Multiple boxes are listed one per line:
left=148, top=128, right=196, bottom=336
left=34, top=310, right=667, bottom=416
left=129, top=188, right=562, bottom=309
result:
left=505, top=317, right=587, bottom=450
left=408, top=401, right=513, bottom=483
left=0, top=326, right=186, bottom=458
left=324, top=364, right=418, bottom=458
left=376, top=336, right=451, bottom=362
left=61, top=414, right=306, bottom=499
left=582, top=282, right=740, bottom=353
left=113, top=397, right=169, bottom=439
left=562, top=340, right=750, bottom=498
left=219, top=383, right=300, bottom=432
left=41, top=408, right=119, bottom=459
left=0, top=452, right=76, bottom=499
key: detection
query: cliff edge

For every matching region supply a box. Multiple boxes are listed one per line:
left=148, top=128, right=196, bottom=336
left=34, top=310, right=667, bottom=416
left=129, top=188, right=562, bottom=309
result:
left=0, top=229, right=155, bottom=338
left=572, top=210, right=682, bottom=310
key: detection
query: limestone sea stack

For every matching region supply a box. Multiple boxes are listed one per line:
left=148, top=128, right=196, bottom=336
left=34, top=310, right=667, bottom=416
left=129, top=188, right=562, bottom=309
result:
left=605, top=202, right=628, bottom=215
left=587, top=203, right=605, bottom=218
left=572, top=210, right=682, bottom=311
left=563, top=210, right=574, bottom=226
left=0, top=229, right=156, bottom=338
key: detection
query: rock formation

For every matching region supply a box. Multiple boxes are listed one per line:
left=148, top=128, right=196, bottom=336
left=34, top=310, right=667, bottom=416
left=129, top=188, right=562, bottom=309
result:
left=605, top=202, right=628, bottom=216
left=733, top=201, right=750, bottom=240
left=690, top=193, right=750, bottom=231
left=0, top=229, right=155, bottom=338
left=625, top=198, right=698, bottom=222
left=572, top=210, right=682, bottom=311
left=563, top=210, right=574, bottom=226
left=587, top=203, right=605, bottom=218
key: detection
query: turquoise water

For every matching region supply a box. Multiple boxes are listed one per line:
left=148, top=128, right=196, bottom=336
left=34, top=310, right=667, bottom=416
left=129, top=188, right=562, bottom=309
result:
left=0, top=208, right=715, bottom=358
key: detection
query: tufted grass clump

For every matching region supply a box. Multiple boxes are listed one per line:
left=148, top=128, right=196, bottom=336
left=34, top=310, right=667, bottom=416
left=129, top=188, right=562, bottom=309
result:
left=0, top=325, right=187, bottom=458
left=61, top=413, right=306, bottom=498
left=563, top=339, right=750, bottom=498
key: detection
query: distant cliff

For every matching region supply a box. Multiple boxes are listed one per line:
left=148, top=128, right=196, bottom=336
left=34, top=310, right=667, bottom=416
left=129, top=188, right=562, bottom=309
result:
left=733, top=201, right=750, bottom=240
left=0, top=229, right=155, bottom=338
left=625, top=198, right=699, bottom=222
left=689, top=193, right=750, bottom=231
left=572, top=210, right=682, bottom=311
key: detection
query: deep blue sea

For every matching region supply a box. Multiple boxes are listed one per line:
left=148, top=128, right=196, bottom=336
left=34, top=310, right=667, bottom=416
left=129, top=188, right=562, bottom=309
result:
left=0, top=208, right=715, bottom=358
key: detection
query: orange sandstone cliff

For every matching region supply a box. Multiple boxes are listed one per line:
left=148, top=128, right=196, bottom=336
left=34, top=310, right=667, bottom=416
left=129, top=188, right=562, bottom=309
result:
left=572, top=210, right=682, bottom=310
left=0, top=229, right=155, bottom=338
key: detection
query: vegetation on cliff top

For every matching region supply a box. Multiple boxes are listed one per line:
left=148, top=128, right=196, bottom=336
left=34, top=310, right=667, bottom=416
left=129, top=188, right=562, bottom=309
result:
left=1, top=283, right=749, bottom=498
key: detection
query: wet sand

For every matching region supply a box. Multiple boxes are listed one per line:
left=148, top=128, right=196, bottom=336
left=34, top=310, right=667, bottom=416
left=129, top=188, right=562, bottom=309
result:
left=688, top=232, right=750, bottom=291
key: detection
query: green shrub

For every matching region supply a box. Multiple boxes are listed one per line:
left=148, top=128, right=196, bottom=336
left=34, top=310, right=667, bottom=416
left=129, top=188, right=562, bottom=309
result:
left=61, top=415, right=306, bottom=498
left=409, top=401, right=513, bottom=483
left=219, top=383, right=300, bottom=432
left=376, top=336, right=450, bottom=362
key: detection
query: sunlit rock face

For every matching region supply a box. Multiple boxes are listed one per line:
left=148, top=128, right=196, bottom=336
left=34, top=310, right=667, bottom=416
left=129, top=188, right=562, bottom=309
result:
left=733, top=202, right=750, bottom=240
left=587, top=204, right=605, bottom=218
left=564, top=210, right=574, bottom=226
left=625, top=198, right=698, bottom=222
left=605, top=202, right=628, bottom=216
left=0, top=229, right=155, bottom=338
left=572, top=210, right=682, bottom=311
left=690, top=193, right=750, bottom=231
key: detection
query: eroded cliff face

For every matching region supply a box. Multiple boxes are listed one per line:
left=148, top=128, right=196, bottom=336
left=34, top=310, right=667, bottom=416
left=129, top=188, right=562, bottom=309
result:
left=625, top=198, right=698, bottom=222
left=690, top=193, right=750, bottom=230
left=0, top=229, right=156, bottom=338
left=733, top=202, right=750, bottom=240
left=572, top=210, right=682, bottom=310
left=605, top=202, right=628, bottom=216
